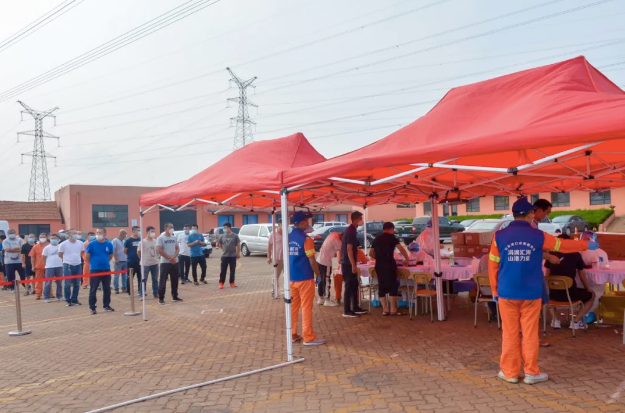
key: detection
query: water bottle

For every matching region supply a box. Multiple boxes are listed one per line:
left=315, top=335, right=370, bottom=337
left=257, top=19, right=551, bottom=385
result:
left=449, top=248, right=454, bottom=266
left=599, top=257, right=604, bottom=269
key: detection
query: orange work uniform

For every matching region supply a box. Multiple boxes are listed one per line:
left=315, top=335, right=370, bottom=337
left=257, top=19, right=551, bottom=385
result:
left=289, top=227, right=318, bottom=343
left=489, top=222, right=589, bottom=379
left=29, top=242, right=48, bottom=298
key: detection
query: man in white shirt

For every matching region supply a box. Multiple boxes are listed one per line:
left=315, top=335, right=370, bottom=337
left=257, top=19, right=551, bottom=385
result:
left=317, top=231, right=343, bottom=307
left=59, top=229, right=85, bottom=306
left=42, top=233, right=64, bottom=303
left=267, top=220, right=284, bottom=299
left=138, top=226, right=160, bottom=299
left=1, top=229, right=24, bottom=292
left=112, top=230, right=128, bottom=295
left=178, top=224, right=192, bottom=284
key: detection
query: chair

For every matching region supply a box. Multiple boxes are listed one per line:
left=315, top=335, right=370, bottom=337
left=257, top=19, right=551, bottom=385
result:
left=473, top=273, right=500, bottom=329
left=396, top=269, right=413, bottom=316
left=411, top=272, right=437, bottom=322
left=544, top=276, right=586, bottom=339
left=359, top=268, right=379, bottom=311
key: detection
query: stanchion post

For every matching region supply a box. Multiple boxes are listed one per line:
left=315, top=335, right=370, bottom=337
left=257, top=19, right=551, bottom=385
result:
left=124, top=269, right=140, bottom=316
left=9, top=280, right=32, bottom=336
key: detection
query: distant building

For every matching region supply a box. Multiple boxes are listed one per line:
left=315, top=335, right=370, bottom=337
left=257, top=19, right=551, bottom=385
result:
left=0, top=201, right=63, bottom=236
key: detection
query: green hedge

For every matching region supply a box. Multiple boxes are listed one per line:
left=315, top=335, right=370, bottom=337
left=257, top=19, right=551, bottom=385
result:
left=411, top=208, right=614, bottom=228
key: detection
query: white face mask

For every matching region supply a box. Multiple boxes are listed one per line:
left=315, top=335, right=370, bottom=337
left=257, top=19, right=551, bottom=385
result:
left=149, top=232, right=156, bottom=238
left=39, top=237, right=47, bottom=243
left=136, top=231, right=142, bottom=237
left=96, top=234, right=104, bottom=241
left=168, top=228, right=175, bottom=235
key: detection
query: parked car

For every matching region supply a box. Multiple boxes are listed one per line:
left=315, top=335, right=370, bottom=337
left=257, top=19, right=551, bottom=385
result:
left=357, top=221, right=385, bottom=238
left=238, top=223, right=274, bottom=256
left=459, top=219, right=478, bottom=228
left=309, top=225, right=373, bottom=251
left=466, top=219, right=510, bottom=232
left=208, top=226, right=240, bottom=246
left=552, top=215, right=590, bottom=235
left=496, top=215, right=561, bottom=235
left=312, top=221, right=348, bottom=230
left=395, top=216, right=465, bottom=244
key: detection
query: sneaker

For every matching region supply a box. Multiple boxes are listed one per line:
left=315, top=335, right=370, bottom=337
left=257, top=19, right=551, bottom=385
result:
left=219, top=283, right=224, bottom=289
left=324, top=299, right=340, bottom=307
left=304, top=338, right=326, bottom=346
left=153, top=294, right=158, bottom=299
left=115, top=290, right=119, bottom=294
left=23, top=291, right=30, bottom=296
left=172, top=297, right=183, bottom=302
left=66, top=302, right=72, bottom=307
left=83, top=286, right=88, bottom=289
left=498, top=371, right=519, bottom=384
left=523, top=372, right=548, bottom=385
left=44, top=299, right=51, bottom=303
left=122, top=288, right=127, bottom=293
left=73, top=301, right=82, bottom=306
left=159, top=299, right=165, bottom=305
left=90, top=309, right=97, bottom=315
left=551, top=319, right=561, bottom=329
left=180, top=280, right=187, bottom=285
left=201, top=280, right=207, bottom=284
left=230, top=282, right=237, bottom=288
left=291, top=334, right=303, bottom=343
left=194, top=281, right=199, bottom=286
left=35, top=296, right=41, bottom=300
left=103, top=306, right=115, bottom=312
left=343, top=312, right=359, bottom=318
left=317, top=297, right=325, bottom=305
left=353, top=307, right=367, bottom=315
left=570, top=320, right=587, bottom=330
left=57, top=297, right=62, bottom=301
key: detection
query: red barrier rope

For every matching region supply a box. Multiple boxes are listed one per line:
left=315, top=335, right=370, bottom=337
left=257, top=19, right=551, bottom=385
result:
left=0, top=281, right=13, bottom=287
left=18, top=270, right=127, bottom=284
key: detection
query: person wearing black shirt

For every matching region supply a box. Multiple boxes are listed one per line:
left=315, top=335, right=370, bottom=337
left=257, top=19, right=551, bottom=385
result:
left=544, top=234, right=595, bottom=330
left=370, top=222, right=409, bottom=316
left=21, top=234, right=36, bottom=295
left=340, top=211, right=367, bottom=317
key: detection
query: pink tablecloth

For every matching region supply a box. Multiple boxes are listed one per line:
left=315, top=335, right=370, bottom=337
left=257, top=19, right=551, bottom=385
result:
left=355, top=263, right=478, bottom=281
left=585, top=261, right=625, bottom=285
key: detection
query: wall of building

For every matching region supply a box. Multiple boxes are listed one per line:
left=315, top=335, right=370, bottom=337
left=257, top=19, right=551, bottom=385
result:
left=364, top=204, right=417, bottom=222
left=7, top=219, right=64, bottom=235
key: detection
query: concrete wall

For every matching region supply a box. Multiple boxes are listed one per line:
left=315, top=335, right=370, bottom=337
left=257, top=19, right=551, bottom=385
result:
left=7, top=219, right=63, bottom=235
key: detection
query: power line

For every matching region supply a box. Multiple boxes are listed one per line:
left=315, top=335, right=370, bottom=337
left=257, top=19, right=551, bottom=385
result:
left=0, top=0, right=85, bottom=54
left=256, top=0, right=615, bottom=94
left=0, top=0, right=223, bottom=102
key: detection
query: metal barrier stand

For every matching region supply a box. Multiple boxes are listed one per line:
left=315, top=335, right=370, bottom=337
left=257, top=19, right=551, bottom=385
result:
left=124, top=269, right=140, bottom=316
left=9, top=280, right=32, bottom=336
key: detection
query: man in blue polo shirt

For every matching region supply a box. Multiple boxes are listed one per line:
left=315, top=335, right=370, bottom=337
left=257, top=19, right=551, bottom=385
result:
left=187, top=224, right=207, bottom=285
left=85, top=227, right=114, bottom=315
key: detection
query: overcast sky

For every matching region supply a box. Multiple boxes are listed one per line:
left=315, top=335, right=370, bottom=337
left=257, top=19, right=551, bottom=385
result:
left=0, top=0, right=624, bottom=201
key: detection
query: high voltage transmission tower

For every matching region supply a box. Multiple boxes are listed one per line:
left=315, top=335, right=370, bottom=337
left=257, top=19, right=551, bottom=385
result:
left=17, top=101, right=59, bottom=202
left=226, top=67, right=257, bottom=150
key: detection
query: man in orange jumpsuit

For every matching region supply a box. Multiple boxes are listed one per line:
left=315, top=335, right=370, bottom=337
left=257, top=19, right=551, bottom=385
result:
left=489, top=198, right=598, bottom=385
left=29, top=233, right=50, bottom=300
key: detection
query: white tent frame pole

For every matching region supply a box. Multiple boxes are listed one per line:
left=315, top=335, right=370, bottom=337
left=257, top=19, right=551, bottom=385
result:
left=363, top=207, right=368, bottom=255
left=156, top=204, right=175, bottom=212
left=430, top=198, right=445, bottom=321
left=195, top=199, right=220, bottom=205
left=272, top=212, right=278, bottom=299
left=280, top=189, right=294, bottom=362
left=140, top=206, right=147, bottom=322
left=176, top=199, right=197, bottom=212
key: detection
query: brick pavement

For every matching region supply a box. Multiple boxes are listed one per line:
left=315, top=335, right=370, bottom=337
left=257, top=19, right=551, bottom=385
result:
left=0, top=251, right=624, bottom=412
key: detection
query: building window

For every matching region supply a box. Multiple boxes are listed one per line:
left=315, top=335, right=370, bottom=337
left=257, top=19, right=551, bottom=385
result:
left=494, top=196, right=510, bottom=211
left=336, top=214, right=348, bottom=223
left=242, top=214, right=258, bottom=225
left=18, top=224, right=51, bottom=237
left=590, top=191, right=611, bottom=205
left=423, top=202, right=431, bottom=215
left=396, top=203, right=415, bottom=209
left=551, top=192, right=570, bottom=207
left=92, top=205, right=128, bottom=227
left=268, top=214, right=281, bottom=223
left=531, top=193, right=539, bottom=204
left=466, top=198, right=480, bottom=212
left=312, top=214, right=324, bottom=224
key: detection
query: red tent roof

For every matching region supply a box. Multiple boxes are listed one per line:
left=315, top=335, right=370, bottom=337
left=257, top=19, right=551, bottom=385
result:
left=140, top=133, right=326, bottom=206
left=282, top=56, right=625, bottom=202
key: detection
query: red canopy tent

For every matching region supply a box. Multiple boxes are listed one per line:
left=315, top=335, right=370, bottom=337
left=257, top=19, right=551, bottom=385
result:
left=280, top=56, right=625, bottom=321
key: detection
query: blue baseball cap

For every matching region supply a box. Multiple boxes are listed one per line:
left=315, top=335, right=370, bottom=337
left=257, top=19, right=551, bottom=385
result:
left=512, top=198, right=536, bottom=215
left=291, top=211, right=312, bottom=224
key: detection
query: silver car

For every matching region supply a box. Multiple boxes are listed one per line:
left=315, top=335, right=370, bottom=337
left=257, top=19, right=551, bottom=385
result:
left=238, top=223, right=274, bottom=256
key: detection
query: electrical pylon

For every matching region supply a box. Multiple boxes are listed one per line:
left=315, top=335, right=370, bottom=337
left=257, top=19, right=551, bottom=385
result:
left=226, top=67, right=257, bottom=150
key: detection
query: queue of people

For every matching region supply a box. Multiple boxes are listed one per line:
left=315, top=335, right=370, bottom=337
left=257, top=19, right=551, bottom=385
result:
left=0, top=222, right=240, bottom=314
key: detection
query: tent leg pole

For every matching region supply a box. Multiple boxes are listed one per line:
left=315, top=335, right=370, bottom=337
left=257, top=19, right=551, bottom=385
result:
left=363, top=207, right=368, bottom=255
left=280, top=190, right=293, bottom=362
left=272, top=212, right=278, bottom=299
left=140, top=208, right=147, bottom=322
left=431, top=199, right=445, bottom=321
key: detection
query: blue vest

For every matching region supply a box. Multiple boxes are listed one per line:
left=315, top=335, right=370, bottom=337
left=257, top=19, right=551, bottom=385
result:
left=495, top=221, right=545, bottom=300
left=289, top=228, right=314, bottom=282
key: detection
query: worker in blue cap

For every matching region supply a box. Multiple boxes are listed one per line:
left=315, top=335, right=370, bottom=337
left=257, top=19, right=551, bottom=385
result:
left=489, top=197, right=599, bottom=385
left=289, top=211, right=325, bottom=346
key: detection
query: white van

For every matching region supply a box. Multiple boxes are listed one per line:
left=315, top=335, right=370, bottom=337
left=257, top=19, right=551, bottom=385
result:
left=239, top=224, right=274, bottom=256
left=0, top=221, right=8, bottom=237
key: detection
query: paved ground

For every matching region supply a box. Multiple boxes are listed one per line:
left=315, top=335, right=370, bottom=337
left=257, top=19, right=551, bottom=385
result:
left=1, top=251, right=624, bottom=413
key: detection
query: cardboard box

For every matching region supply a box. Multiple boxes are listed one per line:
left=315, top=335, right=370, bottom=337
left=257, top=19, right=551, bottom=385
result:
left=451, top=232, right=465, bottom=245
left=464, top=232, right=494, bottom=246
left=596, top=232, right=625, bottom=261
left=466, top=246, right=479, bottom=257
left=453, top=245, right=468, bottom=257
left=480, top=245, right=491, bottom=255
